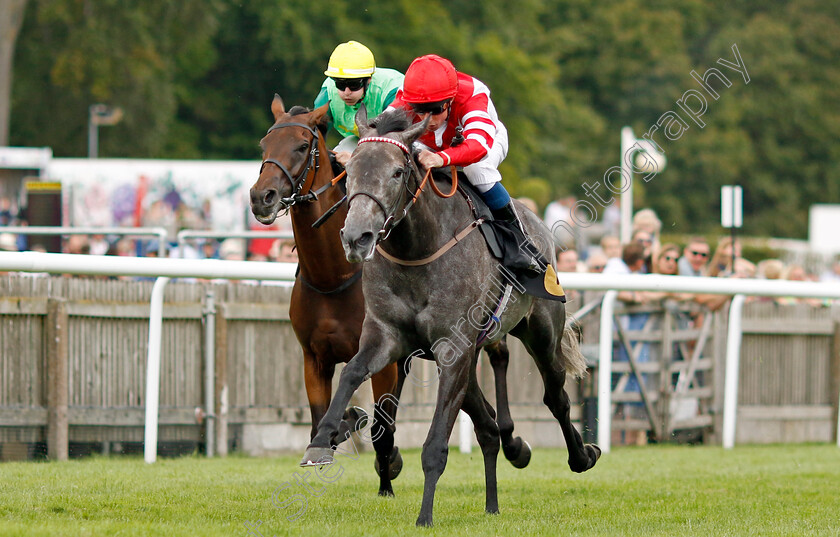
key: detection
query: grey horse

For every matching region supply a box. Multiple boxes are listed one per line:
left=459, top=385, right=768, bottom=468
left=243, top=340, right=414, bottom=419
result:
left=300, top=107, right=600, bottom=527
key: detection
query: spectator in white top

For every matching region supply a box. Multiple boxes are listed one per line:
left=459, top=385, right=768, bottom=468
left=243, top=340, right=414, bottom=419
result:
left=820, top=256, right=840, bottom=283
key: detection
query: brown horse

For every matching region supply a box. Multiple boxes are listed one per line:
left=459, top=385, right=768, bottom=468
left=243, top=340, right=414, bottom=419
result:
left=250, top=96, right=532, bottom=498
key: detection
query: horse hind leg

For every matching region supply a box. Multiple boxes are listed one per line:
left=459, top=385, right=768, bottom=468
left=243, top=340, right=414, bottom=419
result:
left=461, top=364, right=502, bottom=516
left=485, top=337, right=531, bottom=469
left=514, top=310, right=600, bottom=474
left=557, top=324, right=601, bottom=471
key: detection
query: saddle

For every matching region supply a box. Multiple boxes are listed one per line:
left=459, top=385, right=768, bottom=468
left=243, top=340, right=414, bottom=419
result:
left=431, top=168, right=566, bottom=303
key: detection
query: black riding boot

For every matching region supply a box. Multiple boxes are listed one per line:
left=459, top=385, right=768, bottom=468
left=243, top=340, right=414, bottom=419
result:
left=491, top=202, right=543, bottom=274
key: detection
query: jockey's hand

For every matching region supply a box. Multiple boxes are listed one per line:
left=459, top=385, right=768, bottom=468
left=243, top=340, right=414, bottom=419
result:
left=335, top=151, right=352, bottom=167
left=417, top=150, right=445, bottom=170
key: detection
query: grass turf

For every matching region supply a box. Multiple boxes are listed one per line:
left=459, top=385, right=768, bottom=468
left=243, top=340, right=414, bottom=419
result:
left=1, top=444, right=839, bottom=536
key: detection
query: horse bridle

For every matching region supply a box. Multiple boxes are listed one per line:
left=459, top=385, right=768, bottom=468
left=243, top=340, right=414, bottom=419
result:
left=260, top=121, right=322, bottom=208
left=347, top=136, right=422, bottom=243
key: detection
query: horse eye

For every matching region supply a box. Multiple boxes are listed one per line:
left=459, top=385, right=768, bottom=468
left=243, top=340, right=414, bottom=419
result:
left=391, top=168, right=404, bottom=180
left=297, top=142, right=309, bottom=153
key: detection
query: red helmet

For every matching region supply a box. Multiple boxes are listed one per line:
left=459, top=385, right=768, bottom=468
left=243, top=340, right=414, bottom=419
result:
left=401, top=54, right=459, bottom=103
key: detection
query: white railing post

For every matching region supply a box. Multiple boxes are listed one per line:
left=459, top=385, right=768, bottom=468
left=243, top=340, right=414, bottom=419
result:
left=722, top=294, right=746, bottom=449
left=459, top=410, right=472, bottom=453
left=204, top=290, right=216, bottom=457
left=597, top=291, right=618, bottom=454
left=144, top=277, right=171, bottom=463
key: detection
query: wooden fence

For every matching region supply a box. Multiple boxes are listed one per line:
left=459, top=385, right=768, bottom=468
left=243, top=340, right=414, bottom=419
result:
left=1, top=275, right=838, bottom=460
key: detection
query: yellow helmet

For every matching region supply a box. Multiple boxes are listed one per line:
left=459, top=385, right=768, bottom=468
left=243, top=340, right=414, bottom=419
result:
left=324, top=41, right=376, bottom=78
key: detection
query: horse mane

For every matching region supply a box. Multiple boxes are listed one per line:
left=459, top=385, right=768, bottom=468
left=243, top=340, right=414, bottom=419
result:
left=370, top=108, right=412, bottom=136
left=288, top=106, right=310, bottom=116
left=286, top=105, right=328, bottom=135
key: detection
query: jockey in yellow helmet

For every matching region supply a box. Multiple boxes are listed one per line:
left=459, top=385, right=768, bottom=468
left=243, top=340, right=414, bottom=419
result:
left=314, top=41, right=404, bottom=167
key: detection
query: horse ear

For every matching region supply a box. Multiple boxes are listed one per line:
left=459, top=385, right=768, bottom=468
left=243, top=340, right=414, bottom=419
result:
left=399, top=115, right=430, bottom=146
left=355, top=104, right=373, bottom=137
left=271, top=94, right=285, bottom=121
left=310, top=103, right=330, bottom=133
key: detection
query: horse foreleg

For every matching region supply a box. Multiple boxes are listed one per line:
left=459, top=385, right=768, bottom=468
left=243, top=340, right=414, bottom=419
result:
left=416, top=355, right=470, bottom=527
left=301, top=336, right=400, bottom=467
left=485, top=338, right=531, bottom=469
left=461, top=363, right=501, bottom=516
left=370, top=362, right=403, bottom=497
left=303, top=353, right=335, bottom=440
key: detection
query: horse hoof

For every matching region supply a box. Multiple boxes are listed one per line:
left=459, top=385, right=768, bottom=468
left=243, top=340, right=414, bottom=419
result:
left=504, top=437, right=532, bottom=469
left=513, top=438, right=531, bottom=469
left=344, top=406, right=369, bottom=431
left=588, top=443, right=602, bottom=464
left=569, top=443, right=601, bottom=473
left=374, top=447, right=403, bottom=479
left=300, top=446, right=334, bottom=467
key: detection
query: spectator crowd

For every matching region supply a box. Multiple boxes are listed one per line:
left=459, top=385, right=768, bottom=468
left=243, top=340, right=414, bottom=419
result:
left=2, top=189, right=840, bottom=299
left=533, top=194, right=839, bottom=311
left=0, top=194, right=298, bottom=281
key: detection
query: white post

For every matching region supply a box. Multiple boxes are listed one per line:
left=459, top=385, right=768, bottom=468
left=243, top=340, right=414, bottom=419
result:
left=144, top=276, right=171, bottom=463
left=619, top=127, right=635, bottom=244
left=204, top=290, right=216, bottom=457
left=722, top=294, right=746, bottom=449
left=459, top=410, right=472, bottom=453
left=597, top=291, right=618, bottom=453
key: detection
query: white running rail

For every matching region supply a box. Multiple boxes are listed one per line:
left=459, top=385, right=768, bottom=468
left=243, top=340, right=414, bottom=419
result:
left=2, top=253, right=840, bottom=457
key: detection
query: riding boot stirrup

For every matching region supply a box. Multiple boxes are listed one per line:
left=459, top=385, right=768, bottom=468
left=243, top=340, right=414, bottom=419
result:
left=491, top=202, right=543, bottom=274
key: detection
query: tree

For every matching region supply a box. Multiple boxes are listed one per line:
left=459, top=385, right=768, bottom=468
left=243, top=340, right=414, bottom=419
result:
left=10, top=0, right=223, bottom=157
left=0, top=0, right=28, bottom=146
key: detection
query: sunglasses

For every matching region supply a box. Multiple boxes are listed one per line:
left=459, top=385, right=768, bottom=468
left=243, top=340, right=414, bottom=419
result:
left=591, top=265, right=605, bottom=271
left=410, top=102, right=448, bottom=116
left=636, top=238, right=652, bottom=245
left=690, top=250, right=709, bottom=258
left=332, top=78, right=367, bottom=92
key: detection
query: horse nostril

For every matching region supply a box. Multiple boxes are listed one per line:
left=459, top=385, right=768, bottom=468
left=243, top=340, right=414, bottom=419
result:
left=263, top=189, right=277, bottom=205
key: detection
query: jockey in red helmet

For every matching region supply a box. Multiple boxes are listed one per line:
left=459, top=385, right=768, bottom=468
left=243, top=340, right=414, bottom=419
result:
left=390, top=54, right=540, bottom=273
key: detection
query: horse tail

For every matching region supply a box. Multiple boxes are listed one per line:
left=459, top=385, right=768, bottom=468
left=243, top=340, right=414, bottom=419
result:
left=560, top=324, right=588, bottom=379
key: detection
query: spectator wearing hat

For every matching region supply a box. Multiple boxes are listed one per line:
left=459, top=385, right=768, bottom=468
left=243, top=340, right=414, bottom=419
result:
left=1, top=232, right=20, bottom=276
left=0, top=232, right=18, bottom=252
left=219, top=238, right=246, bottom=261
